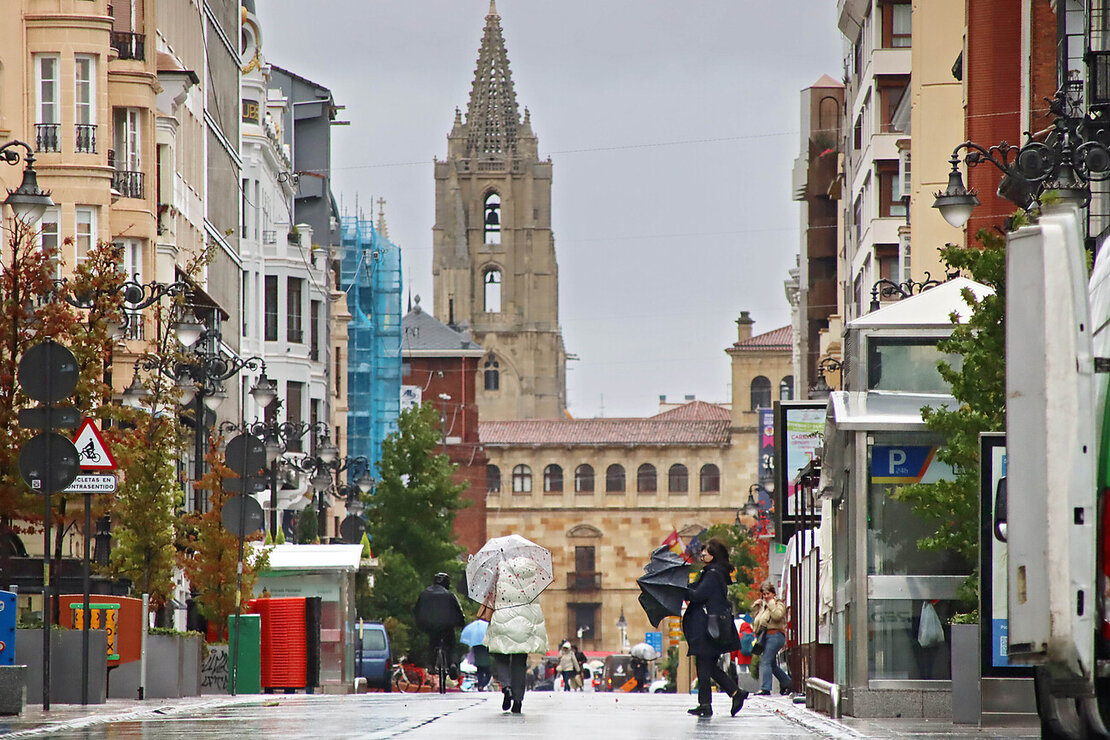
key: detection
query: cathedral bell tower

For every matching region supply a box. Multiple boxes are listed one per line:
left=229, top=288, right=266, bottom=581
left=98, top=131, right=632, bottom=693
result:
left=432, top=0, right=567, bottom=421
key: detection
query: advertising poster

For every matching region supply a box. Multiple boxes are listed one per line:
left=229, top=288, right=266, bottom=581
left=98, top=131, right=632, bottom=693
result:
left=773, top=402, right=826, bottom=537
left=978, top=433, right=1030, bottom=678
left=758, top=409, right=775, bottom=483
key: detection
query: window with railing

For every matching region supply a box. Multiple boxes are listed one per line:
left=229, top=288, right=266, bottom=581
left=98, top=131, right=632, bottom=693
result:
left=113, top=108, right=143, bottom=198
left=75, top=55, right=96, bottom=152
left=35, top=55, right=60, bottom=152
left=310, top=300, right=321, bottom=360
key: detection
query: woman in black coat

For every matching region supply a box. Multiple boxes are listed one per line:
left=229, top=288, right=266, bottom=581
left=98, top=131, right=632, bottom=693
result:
left=682, top=538, right=748, bottom=717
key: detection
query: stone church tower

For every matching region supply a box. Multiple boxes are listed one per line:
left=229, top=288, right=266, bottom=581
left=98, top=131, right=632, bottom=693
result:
left=432, top=1, right=567, bottom=421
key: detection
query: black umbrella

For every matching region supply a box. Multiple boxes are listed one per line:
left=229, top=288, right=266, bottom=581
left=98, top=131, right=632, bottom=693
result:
left=636, top=546, right=691, bottom=627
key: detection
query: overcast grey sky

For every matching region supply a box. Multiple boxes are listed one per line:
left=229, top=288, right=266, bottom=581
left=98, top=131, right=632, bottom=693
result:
left=259, top=1, right=843, bottom=419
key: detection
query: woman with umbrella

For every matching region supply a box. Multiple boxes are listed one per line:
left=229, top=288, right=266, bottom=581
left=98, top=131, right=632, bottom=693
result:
left=483, top=555, right=548, bottom=713
left=682, top=538, right=748, bottom=718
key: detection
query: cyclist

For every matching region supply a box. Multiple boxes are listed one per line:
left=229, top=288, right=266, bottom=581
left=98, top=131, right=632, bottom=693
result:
left=414, top=572, right=466, bottom=689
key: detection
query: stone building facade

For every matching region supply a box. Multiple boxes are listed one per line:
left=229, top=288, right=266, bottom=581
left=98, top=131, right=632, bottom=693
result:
left=470, top=316, right=790, bottom=652
left=432, top=1, right=567, bottom=421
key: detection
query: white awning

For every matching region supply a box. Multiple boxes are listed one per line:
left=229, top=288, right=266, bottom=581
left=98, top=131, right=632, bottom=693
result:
left=256, top=543, right=364, bottom=572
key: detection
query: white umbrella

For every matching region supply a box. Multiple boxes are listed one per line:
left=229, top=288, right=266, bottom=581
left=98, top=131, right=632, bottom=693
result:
left=630, top=642, right=658, bottom=660
left=466, top=534, right=553, bottom=608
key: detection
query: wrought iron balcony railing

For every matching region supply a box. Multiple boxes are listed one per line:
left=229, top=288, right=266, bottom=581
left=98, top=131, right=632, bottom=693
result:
left=75, top=124, right=97, bottom=153
left=111, top=31, right=145, bottom=61
left=112, top=170, right=144, bottom=199
left=566, top=571, right=602, bottom=591
left=35, top=123, right=60, bottom=153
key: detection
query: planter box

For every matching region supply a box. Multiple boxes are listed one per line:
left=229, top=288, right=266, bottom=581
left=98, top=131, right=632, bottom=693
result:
left=0, top=665, right=27, bottom=715
left=15, top=629, right=108, bottom=704
left=950, top=623, right=981, bottom=724
left=145, top=634, right=203, bottom=698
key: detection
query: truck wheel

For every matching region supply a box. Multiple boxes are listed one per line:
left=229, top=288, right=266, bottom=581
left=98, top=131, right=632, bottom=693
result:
left=1037, top=668, right=1091, bottom=740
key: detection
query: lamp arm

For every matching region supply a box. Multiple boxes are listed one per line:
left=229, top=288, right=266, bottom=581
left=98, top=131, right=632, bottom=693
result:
left=0, top=140, right=34, bottom=166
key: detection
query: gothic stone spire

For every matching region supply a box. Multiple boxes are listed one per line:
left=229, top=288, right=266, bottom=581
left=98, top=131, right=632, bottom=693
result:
left=465, top=2, right=520, bottom=155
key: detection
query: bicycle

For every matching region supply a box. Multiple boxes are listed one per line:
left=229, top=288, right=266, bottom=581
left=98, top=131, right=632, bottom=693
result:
left=391, top=656, right=427, bottom=693
left=433, top=642, right=449, bottom=695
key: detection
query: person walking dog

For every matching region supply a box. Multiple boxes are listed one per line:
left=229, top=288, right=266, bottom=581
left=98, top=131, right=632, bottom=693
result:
left=682, top=538, right=748, bottom=717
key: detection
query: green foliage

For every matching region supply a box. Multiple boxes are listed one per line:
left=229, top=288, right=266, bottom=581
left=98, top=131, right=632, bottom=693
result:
left=360, top=531, right=372, bottom=559
left=893, top=229, right=1007, bottom=578
left=179, top=436, right=270, bottom=635
left=275, top=527, right=286, bottom=545
left=661, top=646, right=678, bottom=692
left=361, top=403, right=469, bottom=659
left=296, top=505, right=319, bottom=544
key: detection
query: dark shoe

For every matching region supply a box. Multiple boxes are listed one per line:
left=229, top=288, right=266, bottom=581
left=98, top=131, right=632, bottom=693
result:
left=731, top=690, right=748, bottom=716
left=510, top=700, right=522, bottom=714
left=756, top=689, right=771, bottom=696
left=502, top=687, right=512, bottom=710
left=687, top=704, right=712, bottom=717
left=780, top=687, right=792, bottom=696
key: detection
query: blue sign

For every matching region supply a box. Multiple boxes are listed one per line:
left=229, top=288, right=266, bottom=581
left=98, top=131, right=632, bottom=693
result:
left=871, top=445, right=938, bottom=483
left=0, top=590, right=14, bottom=665
left=645, top=631, right=663, bottom=655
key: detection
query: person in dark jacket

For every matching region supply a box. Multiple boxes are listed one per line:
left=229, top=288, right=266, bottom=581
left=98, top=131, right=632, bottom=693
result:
left=682, top=538, right=748, bottom=717
left=414, top=572, right=466, bottom=672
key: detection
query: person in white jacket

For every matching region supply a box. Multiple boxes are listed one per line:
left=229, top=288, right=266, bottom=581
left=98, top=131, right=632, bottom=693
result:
left=483, top=556, right=548, bottom=713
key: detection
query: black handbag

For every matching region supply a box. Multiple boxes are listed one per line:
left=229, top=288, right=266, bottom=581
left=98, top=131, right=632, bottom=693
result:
left=705, top=606, right=742, bottom=652
left=750, top=628, right=767, bottom=656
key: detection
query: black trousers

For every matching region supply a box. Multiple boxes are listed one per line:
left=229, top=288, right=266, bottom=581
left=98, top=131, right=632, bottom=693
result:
left=492, top=652, right=527, bottom=701
left=695, top=655, right=739, bottom=706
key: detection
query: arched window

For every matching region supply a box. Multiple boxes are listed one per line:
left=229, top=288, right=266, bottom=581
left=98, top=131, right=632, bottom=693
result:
left=575, top=464, right=594, bottom=493
left=544, top=464, right=563, bottom=493
left=606, top=464, right=625, bottom=493
left=750, top=375, right=772, bottom=410
left=512, top=464, right=532, bottom=493
left=637, top=464, right=657, bottom=493
left=780, top=376, right=794, bottom=400
left=484, top=356, right=500, bottom=391
left=486, top=464, right=501, bottom=493
left=484, top=192, right=501, bottom=244
left=483, top=268, right=502, bottom=313
left=700, top=464, right=721, bottom=493
left=668, top=464, right=688, bottom=493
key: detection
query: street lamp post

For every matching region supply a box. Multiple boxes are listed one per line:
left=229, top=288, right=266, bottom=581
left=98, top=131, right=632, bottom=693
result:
left=616, top=610, right=628, bottom=653
left=288, top=429, right=372, bottom=543
left=809, top=356, right=843, bottom=400
left=0, top=140, right=54, bottom=224
left=132, top=325, right=275, bottom=512
left=932, top=83, right=1110, bottom=230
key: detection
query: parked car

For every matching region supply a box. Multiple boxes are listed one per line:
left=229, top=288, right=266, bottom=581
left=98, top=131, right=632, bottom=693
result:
left=355, top=621, right=391, bottom=690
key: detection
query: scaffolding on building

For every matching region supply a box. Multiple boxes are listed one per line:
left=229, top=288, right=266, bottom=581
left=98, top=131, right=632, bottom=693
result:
left=338, top=215, right=402, bottom=481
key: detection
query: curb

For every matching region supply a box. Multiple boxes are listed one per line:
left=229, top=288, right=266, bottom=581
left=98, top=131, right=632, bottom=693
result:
left=0, top=696, right=257, bottom=738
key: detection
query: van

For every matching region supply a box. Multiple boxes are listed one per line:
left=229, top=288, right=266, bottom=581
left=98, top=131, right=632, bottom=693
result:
left=602, top=654, right=633, bottom=691
left=355, top=621, right=391, bottom=690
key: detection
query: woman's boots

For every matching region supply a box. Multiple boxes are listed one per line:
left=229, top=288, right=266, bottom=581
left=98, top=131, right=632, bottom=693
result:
left=686, top=704, right=712, bottom=716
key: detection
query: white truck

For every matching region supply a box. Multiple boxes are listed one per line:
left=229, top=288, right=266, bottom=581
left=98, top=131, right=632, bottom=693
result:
left=1006, top=201, right=1110, bottom=737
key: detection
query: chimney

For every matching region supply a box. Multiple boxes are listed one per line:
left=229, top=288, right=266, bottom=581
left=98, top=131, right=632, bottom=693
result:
left=684, top=394, right=695, bottom=402
left=736, top=311, right=754, bottom=342
left=659, top=395, right=666, bottom=404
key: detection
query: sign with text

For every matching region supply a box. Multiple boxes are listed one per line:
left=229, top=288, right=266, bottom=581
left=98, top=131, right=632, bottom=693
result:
left=871, top=445, right=942, bottom=484
left=64, top=474, right=118, bottom=494
left=773, top=402, right=826, bottom=530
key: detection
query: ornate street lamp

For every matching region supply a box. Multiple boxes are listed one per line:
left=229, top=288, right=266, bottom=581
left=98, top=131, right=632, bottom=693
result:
left=933, top=84, right=1110, bottom=230
left=869, top=272, right=948, bottom=313
left=809, top=356, right=843, bottom=400
left=0, top=141, right=54, bottom=224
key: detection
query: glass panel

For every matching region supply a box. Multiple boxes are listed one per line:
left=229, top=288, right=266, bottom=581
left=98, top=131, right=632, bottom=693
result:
left=867, top=437, right=972, bottom=575
left=866, top=337, right=959, bottom=393
left=868, top=599, right=955, bottom=680
left=362, top=630, right=386, bottom=650
left=39, top=57, right=58, bottom=123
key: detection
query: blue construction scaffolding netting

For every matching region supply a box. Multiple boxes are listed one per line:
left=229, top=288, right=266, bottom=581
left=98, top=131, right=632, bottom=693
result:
left=338, top=215, right=402, bottom=482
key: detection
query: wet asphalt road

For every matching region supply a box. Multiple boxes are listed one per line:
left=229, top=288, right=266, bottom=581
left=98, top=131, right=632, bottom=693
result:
left=0, top=691, right=1040, bottom=739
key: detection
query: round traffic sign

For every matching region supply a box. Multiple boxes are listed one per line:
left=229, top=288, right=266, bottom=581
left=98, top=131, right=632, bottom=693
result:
left=339, top=515, right=365, bottom=544
left=19, top=432, right=80, bottom=494
left=225, top=433, right=266, bottom=479
left=18, top=341, right=79, bottom=404
left=221, top=495, right=265, bottom=538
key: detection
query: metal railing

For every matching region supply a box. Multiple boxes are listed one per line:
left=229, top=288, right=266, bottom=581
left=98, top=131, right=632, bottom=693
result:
left=112, top=170, right=144, bottom=199
left=111, top=31, right=145, bottom=61
left=75, top=124, right=97, bottom=153
left=35, top=123, right=60, bottom=152
left=566, top=572, right=602, bottom=591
